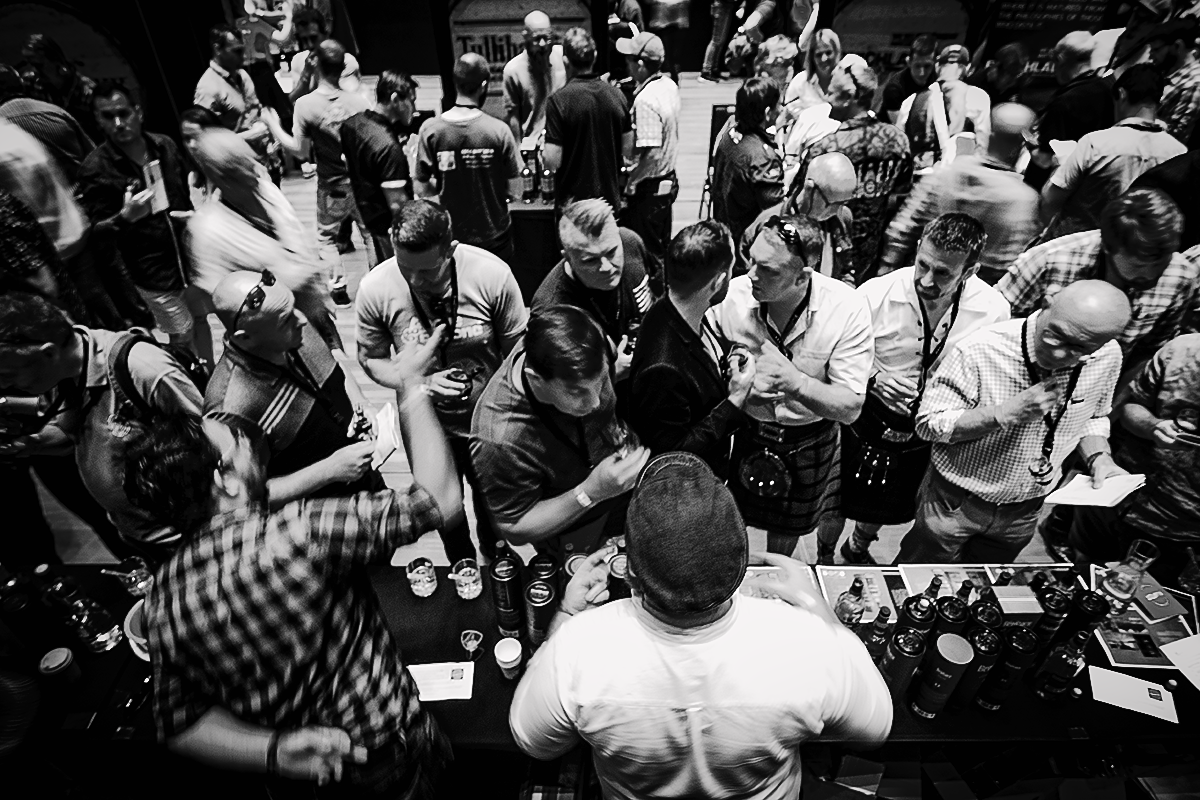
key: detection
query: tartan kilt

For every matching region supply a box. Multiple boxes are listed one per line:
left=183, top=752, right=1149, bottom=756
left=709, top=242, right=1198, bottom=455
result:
left=729, top=419, right=840, bottom=535
left=839, top=420, right=932, bottom=525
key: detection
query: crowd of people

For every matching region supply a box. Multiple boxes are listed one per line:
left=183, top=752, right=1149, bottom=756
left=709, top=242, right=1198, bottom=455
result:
left=2, top=1, right=1200, bottom=796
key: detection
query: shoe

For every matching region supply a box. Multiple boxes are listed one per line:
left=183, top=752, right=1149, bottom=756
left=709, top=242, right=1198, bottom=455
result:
left=301, top=163, right=316, bottom=179
left=697, top=73, right=720, bottom=84
left=816, top=547, right=836, bottom=567
left=336, top=239, right=356, bottom=255
left=329, top=279, right=351, bottom=307
left=840, top=540, right=878, bottom=565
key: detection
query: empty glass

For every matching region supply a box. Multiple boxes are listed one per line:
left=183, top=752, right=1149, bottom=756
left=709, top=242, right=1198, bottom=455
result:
left=461, top=629, right=483, bottom=661
left=452, top=558, right=483, bottom=600
left=1099, top=539, right=1160, bottom=616
left=406, top=558, right=437, bottom=598
left=115, top=558, right=153, bottom=597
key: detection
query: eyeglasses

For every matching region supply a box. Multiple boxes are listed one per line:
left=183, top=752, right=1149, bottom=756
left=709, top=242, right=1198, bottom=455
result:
left=232, top=269, right=276, bottom=331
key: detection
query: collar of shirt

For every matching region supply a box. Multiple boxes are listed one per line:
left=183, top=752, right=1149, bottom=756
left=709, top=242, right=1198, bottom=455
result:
left=97, top=133, right=163, bottom=173
left=442, top=105, right=484, bottom=122
left=633, top=73, right=665, bottom=99
left=1113, top=116, right=1168, bottom=132
left=207, top=60, right=239, bottom=83
left=632, top=594, right=739, bottom=643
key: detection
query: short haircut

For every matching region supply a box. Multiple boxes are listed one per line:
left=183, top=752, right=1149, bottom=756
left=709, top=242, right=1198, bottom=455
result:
left=735, top=76, right=781, bottom=129
left=562, top=27, right=597, bottom=70
left=453, top=54, right=489, bottom=96
left=209, top=24, right=239, bottom=50
left=667, top=220, right=733, bottom=295
left=763, top=214, right=823, bottom=270
left=315, top=40, right=346, bottom=81
left=0, top=291, right=74, bottom=351
left=180, top=105, right=220, bottom=130
left=90, top=79, right=137, bottom=111
left=524, top=305, right=607, bottom=382
left=392, top=199, right=452, bottom=252
left=1114, top=63, right=1165, bottom=106
left=921, top=212, right=986, bottom=265
left=804, top=29, right=841, bottom=76
left=376, top=71, right=418, bottom=105
left=911, top=34, right=938, bottom=57
left=558, top=198, right=615, bottom=246
left=1100, top=188, right=1183, bottom=257
left=292, top=7, right=327, bottom=32
left=124, top=415, right=220, bottom=537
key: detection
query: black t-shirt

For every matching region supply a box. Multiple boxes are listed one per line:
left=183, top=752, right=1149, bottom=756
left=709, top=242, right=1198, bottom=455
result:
left=1036, top=72, right=1115, bottom=149
left=340, top=110, right=410, bottom=237
left=545, top=74, right=631, bottom=209
left=880, top=68, right=936, bottom=117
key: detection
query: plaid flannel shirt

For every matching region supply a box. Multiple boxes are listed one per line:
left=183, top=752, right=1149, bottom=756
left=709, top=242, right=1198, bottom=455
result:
left=996, top=230, right=1200, bottom=363
left=917, top=313, right=1121, bottom=504
left=147, top=488, right=442, bottom=753
left=1160, top=59, right=1200, bottom=144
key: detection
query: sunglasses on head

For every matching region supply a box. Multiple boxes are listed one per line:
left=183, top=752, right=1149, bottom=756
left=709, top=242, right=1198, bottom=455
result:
left=765, top=215, right=805, bottom=252
left=232, top=269, right=276, bottom=331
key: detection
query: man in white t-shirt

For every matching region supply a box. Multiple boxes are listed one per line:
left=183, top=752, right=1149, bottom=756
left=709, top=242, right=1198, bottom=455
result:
left=510, top=452, right=892, bottom=800
left=287, top=5, right=362, bottom=102
left=355, top=199, right=527, bottom=562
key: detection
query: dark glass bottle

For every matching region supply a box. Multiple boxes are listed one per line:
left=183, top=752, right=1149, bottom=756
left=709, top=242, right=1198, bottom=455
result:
left=858, top=607, right=892, bottom=663
left=835, top=578, right=866, bottom=629
left=1033, top=631, right=1090, bottom=700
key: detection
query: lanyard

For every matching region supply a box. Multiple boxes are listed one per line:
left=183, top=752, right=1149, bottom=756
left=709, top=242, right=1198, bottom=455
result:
left=758, top=281, right=812, bottom=360
left=408, top=258, right=459, bottom=365
left=571, top=269, right=635, bottom=346
left=520, top=367, right=593, bottom=469
left=700, top=316, right=724, bottom=368
left=913, top=286, right=963, bottom=404
left=1020, top=319, right=1085, bottom=460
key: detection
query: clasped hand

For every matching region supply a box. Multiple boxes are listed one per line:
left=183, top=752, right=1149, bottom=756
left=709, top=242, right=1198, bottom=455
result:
left=749, top=342, right=799, bottom=402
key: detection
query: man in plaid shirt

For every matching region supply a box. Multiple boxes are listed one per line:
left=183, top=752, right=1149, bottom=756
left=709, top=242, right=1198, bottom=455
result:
left=997, top=189, right=1200, bottom=372
left=898, top=281, right=1130, bottom=563
left=1148, top=19, right=1200, bottom=144
left=126, top=329, right=463, bottom=795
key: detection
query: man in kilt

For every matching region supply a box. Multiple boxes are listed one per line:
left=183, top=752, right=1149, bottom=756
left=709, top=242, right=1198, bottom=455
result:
left=833, top=213, right=1009, bottom=564
left=707, top=214, right=873, bottom=558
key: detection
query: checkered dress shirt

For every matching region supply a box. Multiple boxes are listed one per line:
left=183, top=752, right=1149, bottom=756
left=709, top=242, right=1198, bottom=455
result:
left=1160, top=59, right=1200, bottom=144
left=996, top=230, right=1200, bottom=362
left=626, top=74, right=680, bottom=193
left=917, top=313, right=1121, bottom=504
left=148, top=488, right=443, bottom=752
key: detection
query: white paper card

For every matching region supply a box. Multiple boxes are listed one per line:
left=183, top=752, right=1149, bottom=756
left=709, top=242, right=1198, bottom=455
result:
left=407, top=662, right=474, bottom=701
left=1088, top=666, right=1178, bottom=723
left=1044, top=474, right=1145, bottom=507
left=372, top=403, right=399, bottom=470
left=1162, top=635, right=1200, bottom=693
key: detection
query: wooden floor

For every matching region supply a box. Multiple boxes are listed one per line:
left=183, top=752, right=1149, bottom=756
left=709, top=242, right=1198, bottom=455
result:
left=44, top=72, right=1052, bottom=567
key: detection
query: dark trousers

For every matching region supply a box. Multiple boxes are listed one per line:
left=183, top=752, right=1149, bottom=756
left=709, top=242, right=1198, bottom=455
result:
left=439, top=437, right=498, bottom=564
left=0, top=455, right=135, bottom=566
left=247, top=60, right=293, bottom=132
left=370, top=233, right=395, bottom=265
left=618, top=175, right=676, bottom=294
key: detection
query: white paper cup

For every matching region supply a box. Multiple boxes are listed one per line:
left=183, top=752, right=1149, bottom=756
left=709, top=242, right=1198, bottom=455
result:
left=124, top=599, right=147, bottom=649
left=494, top=637, right=523, bottom=680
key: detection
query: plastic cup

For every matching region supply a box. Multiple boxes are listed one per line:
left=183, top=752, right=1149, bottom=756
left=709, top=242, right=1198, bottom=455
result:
left=39, top=647, right=81, bottom=684
left=494, top=637, right=523, bottom=680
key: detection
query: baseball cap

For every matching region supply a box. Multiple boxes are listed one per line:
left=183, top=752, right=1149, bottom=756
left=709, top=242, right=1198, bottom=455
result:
left=937, top=44, right=970, bottom=64
left=625, top=453, right=749, bottom=617
left=617, top=31, right=665, bottom=62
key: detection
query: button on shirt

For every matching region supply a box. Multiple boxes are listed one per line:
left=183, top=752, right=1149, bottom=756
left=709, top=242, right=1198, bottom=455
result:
left=707, top=274, right=873, bottom=426
left=626, top=74, right=680, bottom=193
left=917, top=312, right=1121, bottom=503
left=510, top=596, right=893, bottom=800
left=355, top=244, right=528, bottom=439
left=859, top=268, right=1011, bottom=386
left=996, top=230, right=1200, bottom=363
left=148, top=487, right=444, bottom=753
left=1045, top=118, right=1186, bottom=239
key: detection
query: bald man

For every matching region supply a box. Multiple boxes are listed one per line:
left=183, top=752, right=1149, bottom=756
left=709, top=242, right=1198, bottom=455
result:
left=741, top=151, right=858, bottom=282
left=1025, top=32, right=1115, bottom=190
left=203, top=270, right=381, bottom=508
left=187, top=128, right=342, bottom=352
left=881, top=103, right=1042, bottom=284
left=503, top=10, right=567, bottom=141
left=265, top=38, right=372, bottom=300
left=415, top=52, right=523, bottom=263
left=898, top=280, right=1130, bottom=563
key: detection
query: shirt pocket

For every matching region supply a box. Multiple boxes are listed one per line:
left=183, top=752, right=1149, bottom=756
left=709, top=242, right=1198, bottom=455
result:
left=791, top=345, right=832, bottom=382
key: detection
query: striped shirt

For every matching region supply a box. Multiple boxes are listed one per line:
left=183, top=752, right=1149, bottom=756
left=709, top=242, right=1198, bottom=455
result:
left=626, top=74, right=680, bottom=193
left=996, top=230, right=1200, bottom=363
left=917, top=313, right=1121, bottom=503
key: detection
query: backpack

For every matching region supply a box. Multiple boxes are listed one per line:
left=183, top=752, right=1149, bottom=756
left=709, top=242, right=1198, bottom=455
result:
left=106, top=329, right=211, bottom=422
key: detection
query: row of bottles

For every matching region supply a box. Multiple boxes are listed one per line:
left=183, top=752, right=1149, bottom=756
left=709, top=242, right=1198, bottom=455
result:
left=1, top=564, right=123, bottom=657
left=519, top=149, right=556, bottom=205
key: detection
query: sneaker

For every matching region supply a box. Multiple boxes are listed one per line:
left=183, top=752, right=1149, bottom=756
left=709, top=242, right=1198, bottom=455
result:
left=697, top=72, right=720, bottom=84
left=336, top=238, right=356, bottom=255
left=329, top=279, right=351, bottom=307
left=816, top=547, right=836, bottom=567
left=840, top=540, right=878, bottom=565
left=301, top=163, right=316, bottom=179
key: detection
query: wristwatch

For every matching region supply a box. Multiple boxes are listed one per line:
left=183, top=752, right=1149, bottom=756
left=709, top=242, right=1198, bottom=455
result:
left=574, top=486, right=594, bottom=509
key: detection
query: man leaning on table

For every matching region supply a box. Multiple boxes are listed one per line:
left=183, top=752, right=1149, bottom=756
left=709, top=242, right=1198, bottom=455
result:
left=128, top=331, right=463, bottom=796
left=510, top=453, right=892, bottom=800
left=897, top=280, right=1131, bottom=564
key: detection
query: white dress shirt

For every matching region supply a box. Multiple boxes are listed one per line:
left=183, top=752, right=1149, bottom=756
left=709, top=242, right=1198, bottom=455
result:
left=509, top=596, right=893, bottom=800
left=916, top=312, right=1122, bottom=503
left=707, top=273, right=874, bottom=425
left=858, top=268, right=1011, bottom=387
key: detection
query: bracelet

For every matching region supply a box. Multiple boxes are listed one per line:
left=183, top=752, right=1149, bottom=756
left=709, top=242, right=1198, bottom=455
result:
left=266, top=730, right=281, bottom=775
left=1084, top=451, right=1110, bottom=472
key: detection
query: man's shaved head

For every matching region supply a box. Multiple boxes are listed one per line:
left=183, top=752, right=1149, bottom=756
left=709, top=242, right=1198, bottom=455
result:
left=988, top=102, right=1036, bottom=162
left=1035, top=279, right=1130, bottom=370
left=524, top=10, right=552, bottom=31
left=807, top=152, right=858, bottom=197
left=316, top=39, right=346, bottom=81
left=789, top=152, right=857, bottom=221
left=211, top=271, right=294, bottom=331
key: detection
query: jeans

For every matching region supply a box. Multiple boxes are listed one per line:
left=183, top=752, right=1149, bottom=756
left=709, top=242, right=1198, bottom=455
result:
left=897, top=467, right=1044, bottom=563
left=317, top=182, right=375, bottom=278
left=439, top=437, right=498, bottom=563
left=618, top=174, right=676, bottom=294
left=703, top=1, right=738, bottom=76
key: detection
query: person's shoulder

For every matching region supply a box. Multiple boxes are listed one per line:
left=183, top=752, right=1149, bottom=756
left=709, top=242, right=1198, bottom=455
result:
left=813, top=271, right=864, bottom=304
left=531, top=262, right=568, bottom=307
left=962, top=275, right=1011, bottom=316
left=859, top=266, right=911, bottom=303
left=503, top=50, right=529, bottom=76
left=619, top=226, right=647, bottom=255
left=718, top=274, right=756, bottom=310
left=355, top=256, right=402, bottom=300
left=1027, top=229, right=1100, bottom=262
left=958, top=316, right=1021, bottom=352
left=457, top=243, right=514, bottom=282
